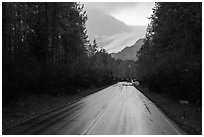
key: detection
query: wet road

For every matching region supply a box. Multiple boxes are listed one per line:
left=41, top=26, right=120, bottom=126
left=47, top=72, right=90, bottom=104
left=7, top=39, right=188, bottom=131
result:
left=3, top=82, right=186, bottom=135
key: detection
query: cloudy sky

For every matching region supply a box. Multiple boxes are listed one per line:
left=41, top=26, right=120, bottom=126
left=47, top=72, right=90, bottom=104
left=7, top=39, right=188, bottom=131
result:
left=83, top=2, right=155, bottom=53
left=84, top=2, right=155, bottom=26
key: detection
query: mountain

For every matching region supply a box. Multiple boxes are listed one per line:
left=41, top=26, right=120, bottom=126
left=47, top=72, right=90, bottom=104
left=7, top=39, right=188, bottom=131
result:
left=86, top=9, right=147, bottom=53
left=111, top=38, right=144, bottom=61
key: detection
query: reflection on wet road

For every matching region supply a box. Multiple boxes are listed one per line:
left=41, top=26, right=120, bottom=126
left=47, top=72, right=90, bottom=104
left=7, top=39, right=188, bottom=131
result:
left=3, top=82, right=186, bottom=135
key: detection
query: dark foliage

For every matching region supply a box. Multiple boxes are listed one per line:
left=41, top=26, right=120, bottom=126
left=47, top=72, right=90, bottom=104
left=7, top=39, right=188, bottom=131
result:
left=2, top=2, right=138, bottom=105
left=136, top=2, right=202, bottom=105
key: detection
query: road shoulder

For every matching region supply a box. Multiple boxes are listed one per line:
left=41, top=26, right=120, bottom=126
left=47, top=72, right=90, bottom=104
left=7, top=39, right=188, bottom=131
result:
left=2, top=85, right=112, bottom=131
left=135, top=85, right=202, bottom=135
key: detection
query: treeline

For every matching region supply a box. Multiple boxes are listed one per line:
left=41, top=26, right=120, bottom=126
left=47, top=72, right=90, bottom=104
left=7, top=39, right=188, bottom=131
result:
left=136, top=2, right=202, bottom=105
left=2, top=2, right=137, bottom=104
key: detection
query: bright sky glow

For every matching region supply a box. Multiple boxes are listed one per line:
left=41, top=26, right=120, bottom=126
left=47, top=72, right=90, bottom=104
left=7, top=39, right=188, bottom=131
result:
left=110, top=3, right=155, bottom=25
left=84, top=2, right=155, bottom=26
left=83, top=2, right=155, bottom=53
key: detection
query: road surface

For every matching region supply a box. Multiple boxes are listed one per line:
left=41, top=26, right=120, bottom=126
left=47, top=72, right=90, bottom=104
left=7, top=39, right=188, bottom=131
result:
left=3, top=82, right=186, bottom=135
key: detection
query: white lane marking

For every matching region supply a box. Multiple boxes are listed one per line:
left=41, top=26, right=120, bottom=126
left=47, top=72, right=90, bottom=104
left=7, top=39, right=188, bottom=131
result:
left=156, top=109, right=182, bottom=135
left=85, top=90, right=121, bottom=134
left=81, top=103, right=109, bottom=135
left=133, top=87, right=183, bottom=135
left=81, top=85, right=120, bottom=134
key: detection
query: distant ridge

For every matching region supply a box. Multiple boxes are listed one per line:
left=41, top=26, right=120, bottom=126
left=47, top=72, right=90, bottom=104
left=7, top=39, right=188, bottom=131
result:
left=111, top=38, right=144, bottom=61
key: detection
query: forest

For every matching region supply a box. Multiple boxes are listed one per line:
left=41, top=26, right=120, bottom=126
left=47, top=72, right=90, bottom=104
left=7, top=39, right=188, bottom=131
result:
left=2, top=2, right=137, bottom=105
left=136, top=2, right=202, bottom=105
left=3, top=2, right=202, bottom=106
left=2, top=2, right=202, bottom=134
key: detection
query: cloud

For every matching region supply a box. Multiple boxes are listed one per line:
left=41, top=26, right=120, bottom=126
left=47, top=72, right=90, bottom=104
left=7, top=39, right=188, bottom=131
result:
left=98, top=28, right=146, bottom=53
left=83, top=2, right=155, bottom=26
left=82, top=2, right=152, bottom=53
left=86, top=9, right=132, bottom=41
left=83, top=2, right=141, bottom=13
left=110, top=3, right=155, bottom=25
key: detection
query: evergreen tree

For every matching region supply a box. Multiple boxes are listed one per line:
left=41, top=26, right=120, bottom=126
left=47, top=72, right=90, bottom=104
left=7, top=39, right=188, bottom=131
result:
left=136, top=2, right=202, bottom=105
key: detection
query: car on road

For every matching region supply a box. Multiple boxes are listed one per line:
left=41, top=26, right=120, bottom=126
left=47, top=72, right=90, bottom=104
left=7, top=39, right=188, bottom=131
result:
left=132, top=81, right=140, bottom=86
left=122, top=82, right=132, bottom=86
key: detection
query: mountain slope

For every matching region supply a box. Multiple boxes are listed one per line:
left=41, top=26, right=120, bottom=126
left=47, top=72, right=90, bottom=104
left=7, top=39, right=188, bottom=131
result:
left=111, top=38, right=144, bottom=61
left=86, top=9, right=146, bottom=53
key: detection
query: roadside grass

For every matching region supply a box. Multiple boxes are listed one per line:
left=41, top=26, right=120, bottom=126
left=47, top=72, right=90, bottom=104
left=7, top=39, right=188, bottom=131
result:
left=2, top=85, right=111, bottom=131
left=135, top=85, right=202, bottom=135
